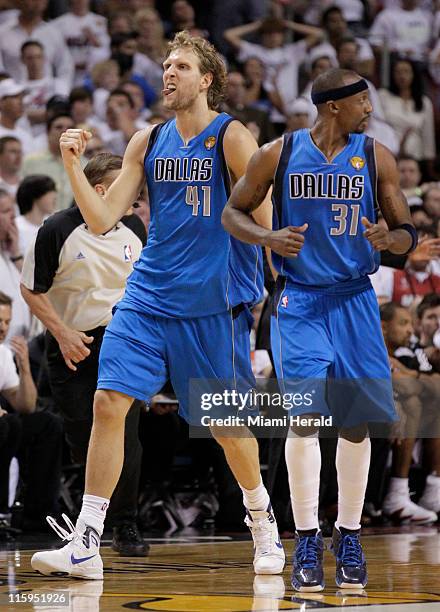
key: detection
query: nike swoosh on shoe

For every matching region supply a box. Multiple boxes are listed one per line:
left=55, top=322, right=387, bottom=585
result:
left=71, top=553, right=96, bottom=565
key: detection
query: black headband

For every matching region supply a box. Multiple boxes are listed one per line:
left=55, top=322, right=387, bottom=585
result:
left=311, top=79, right=368, bottom=105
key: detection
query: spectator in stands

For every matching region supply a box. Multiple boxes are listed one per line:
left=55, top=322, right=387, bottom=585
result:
left=0, top=79, right=35, bottom=155
left=21, top=153, right=148, bottom=555
left=335, top=37, right=384, bottom=117
left=0, top=136, right=22, bottom=199
left=300, top=55, right=333, bottom=105
left=0, top=292, right=35, bottom=411
left=415, top=293, right=440, bottom=372
left=285, top=98, right=313, bottom=132
left=20, top=41, right=69, bottom=138
left=398, top=156, right=426, bottom=207
left=411, top=207, right=437, bottom=232
left=312, top=5, right=375, bottom=77
left=22, top=113, right=78, bottom=211
left=369, top=0, right=431, bottom=64
left=53, top=0, right=110, bottom=87
left=379, top=59, right=436, bottom=170
left=242, top=57, right=271, bottom=111
left=0, top=290, right=62, bottom=533
left=90, top=59, right=121, bottom=121
left=110, top=31, right=162, bottom=99
left=134, top=8, right=168, bottom=66
left=99, top=89, right=141, bottom=156
left=371, top=230, right=440, bottom=306
left=423, top=186, right=440, bottom=223
left=121, top=81, right=151, bottom=123
left=0, top=0, right=74, bottom=88
left=380, top=302, right=440, bottom=522
left=204, top=0, right=265, bottom=58
left=69, top=87, right=105, bottom=134
left=224, top=17, right=323, bottom=129
left=108, top=11, right=134, bottom=37
left=0, top=189, right=31, bottom=338
left=15, top=174, right=56, bottom=255
left=221, top=71, right=275, bottom=145
left=81, top=131, right=105, bottom=160
left=168, top=0, right=209, bottom=39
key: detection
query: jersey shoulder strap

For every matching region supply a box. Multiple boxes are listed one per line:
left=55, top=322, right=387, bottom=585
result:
left=144, top=119, right=172, bottom=162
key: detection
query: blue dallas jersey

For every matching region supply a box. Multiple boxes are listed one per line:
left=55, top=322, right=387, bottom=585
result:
left=121, top=112, right=263, bottom=318
left=272, top=128, right=380, bottom=288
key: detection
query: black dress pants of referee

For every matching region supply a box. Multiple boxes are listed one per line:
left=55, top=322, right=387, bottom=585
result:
left=45, top=326, right=142, bottom=526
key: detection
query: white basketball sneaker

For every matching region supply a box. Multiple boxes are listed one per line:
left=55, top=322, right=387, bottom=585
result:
left=245, top=504, right=285, bottom=574
left=31, top=515, right=103, bottom=580
left=382, top=492, right=437, bottom=524
left=419, top=475, right=440, bottom=514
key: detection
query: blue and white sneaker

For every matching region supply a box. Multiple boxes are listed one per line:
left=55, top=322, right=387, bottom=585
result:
left=291, top=529, right=325, bottom=592
left=244, top=504, right=285, bottom=574
left=330, top=526, right=367, bottom=589
left=31, top=515, right=103, bottom=580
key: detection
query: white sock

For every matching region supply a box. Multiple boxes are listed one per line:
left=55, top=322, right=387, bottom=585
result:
left=387, top=476, right=409, bottom=496
left=335, top=437, right=371, bottom=531
left=285, top=432, right=321, bottom=531
left=425, top=474, right=440, bottom=488
left=77, top=494, right=109, bottom=537
left=241, top=477, right=270, bottom=512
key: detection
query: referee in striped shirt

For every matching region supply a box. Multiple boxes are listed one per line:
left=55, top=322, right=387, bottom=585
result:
left=20, top=153, right=148, bottom=556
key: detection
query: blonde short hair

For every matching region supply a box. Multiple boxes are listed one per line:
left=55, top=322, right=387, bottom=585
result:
left=166, top=31, right=227, bottom=110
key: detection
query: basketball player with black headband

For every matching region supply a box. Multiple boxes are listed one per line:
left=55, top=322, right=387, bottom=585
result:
left=222, top=68, right=417, bottom=591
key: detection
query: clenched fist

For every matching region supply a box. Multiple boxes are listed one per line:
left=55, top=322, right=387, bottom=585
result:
left=59, top=128, right=92, bottom=166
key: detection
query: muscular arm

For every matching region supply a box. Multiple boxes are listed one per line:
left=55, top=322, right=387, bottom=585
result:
left=222, top=136, right=281, bottom=246
left=222, top=136, right=307, bottom=258
left=223, top=121, right=274, bottom=234
left=61, top=128, right=151, bottom=234
left=375, top=142, right=414, bottom=255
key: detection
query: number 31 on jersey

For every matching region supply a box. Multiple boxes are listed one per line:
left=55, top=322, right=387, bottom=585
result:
left=330, top=203, right=360, bottom=236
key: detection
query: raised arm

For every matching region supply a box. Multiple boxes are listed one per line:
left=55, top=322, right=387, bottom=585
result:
left=60, top=127, right=151, bottom=234
left=222, top=137, right=308, bottom=258
left=284, top=19, right=324, bottom=43
left=361, top=142, right=416, bottom=255
left=2, top=337, right=36, bottom=414
left=223, top=20, right=263, bottom=50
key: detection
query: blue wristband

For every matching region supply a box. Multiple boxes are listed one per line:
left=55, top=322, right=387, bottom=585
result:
left=397, top=223, right=418, bottom=254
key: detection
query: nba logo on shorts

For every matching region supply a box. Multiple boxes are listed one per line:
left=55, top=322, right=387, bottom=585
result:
left=124, top=245, right=132, bottom=262
left=281, top=295, right=288, bottom=308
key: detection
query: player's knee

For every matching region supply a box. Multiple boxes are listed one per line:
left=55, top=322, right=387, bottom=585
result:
left=93, top=390, right=127, bottom=424
left=339, top=423, right=368, bottom=443
left=289, top=413, right=320, bottom=437
left=211, top=426, right=254, bottom=452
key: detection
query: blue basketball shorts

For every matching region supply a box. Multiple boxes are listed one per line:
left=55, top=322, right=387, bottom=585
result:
left=97, top=304, right=256, bottom=424
left=270, top=277, right=397, bottom=428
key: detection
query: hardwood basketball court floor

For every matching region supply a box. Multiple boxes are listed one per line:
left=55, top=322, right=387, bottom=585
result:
left=1, top=527, right=440, bottom=611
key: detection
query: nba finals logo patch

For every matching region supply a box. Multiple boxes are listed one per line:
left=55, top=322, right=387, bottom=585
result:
left=204, top=136, right=216, bottom=150
left=281, top=295, right=289, bottom=308
left=350, top=156, right=365, bottom=171
left=124, top=244, right=132, bottom=262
